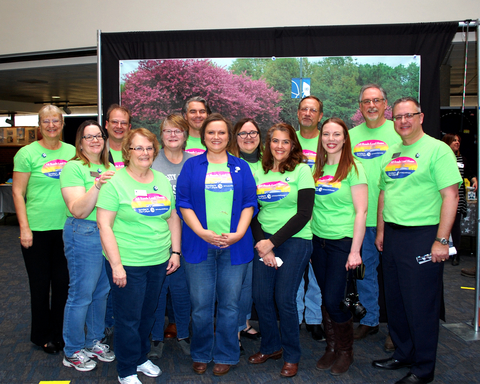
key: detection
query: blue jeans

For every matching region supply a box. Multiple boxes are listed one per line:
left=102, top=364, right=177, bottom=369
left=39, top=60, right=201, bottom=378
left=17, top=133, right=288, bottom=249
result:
left=356, top=227, right=380, bottom=326
left=152, top=259, right=191, bottom=341
left=184, top=249, right=247, bottom=365
left=106, top=261, right=166, bottom=378
left=62, top=217, right=110, bottom=356
left=252, top=236, right=312, bottom=363
left=310, top=235, right=352, bottom=323
left=237, top=260, right=253, bottom=332
left=296, top=263, right=323, bottom=324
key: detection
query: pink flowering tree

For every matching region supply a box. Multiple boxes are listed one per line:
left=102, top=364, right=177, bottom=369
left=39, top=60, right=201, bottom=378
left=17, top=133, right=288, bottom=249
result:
left=121, top=59, right=281, bottom=135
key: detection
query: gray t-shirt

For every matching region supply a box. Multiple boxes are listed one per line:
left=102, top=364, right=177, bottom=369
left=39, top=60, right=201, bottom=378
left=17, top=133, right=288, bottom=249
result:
left=151, top=149, right=193, bottom=196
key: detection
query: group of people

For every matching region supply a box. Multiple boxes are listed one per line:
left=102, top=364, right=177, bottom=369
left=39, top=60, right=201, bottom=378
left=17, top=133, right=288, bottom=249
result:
left=12, top=84, right=464, bottom=384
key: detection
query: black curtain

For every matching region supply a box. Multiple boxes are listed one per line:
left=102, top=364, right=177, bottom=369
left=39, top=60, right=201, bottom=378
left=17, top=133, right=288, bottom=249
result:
left=101, top=22, right=457, bottom=137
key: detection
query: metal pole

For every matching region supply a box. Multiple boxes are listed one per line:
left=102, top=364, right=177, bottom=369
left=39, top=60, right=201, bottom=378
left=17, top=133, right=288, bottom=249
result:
left=97, top=30, right=102, bottom=125
left=475, top=19, right=480, bottom=333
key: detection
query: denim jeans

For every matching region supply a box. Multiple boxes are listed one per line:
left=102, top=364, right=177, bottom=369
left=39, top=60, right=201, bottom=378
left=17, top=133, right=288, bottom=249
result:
left=106, top=261, right=166, bottom=378
left=152, top=259, right=191, bottom=341
left=296, top=262, right=323, bottom=324
left=310, top=235, right=352, bottom=323
left=184, top=248, right=247, bottom=365
left=356, top=227, right=380, bottom=326
left=252, top=236, right=312, bottom=363
left=63, top=217, right=111, bottom=356
left=237, top=260, right=253, bottom=332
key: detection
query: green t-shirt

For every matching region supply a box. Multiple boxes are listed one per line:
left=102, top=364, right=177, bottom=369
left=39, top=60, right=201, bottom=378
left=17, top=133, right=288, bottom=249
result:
left=185, top=136, right=206, bottom=156
left=349, top=120, right=401, bottom=226
left=60, top=160, right=113, bottom=222
left=13, top=141, right=75, bottom=231
left=312, top=160, right=367, bottom=239
left=110, top=149, right=125, bottom=170
left=255, top=163, right=315, bottom=240
left=96, top=167, right=175, bottom=266
left=296, top=131, right=319, bottom=168
left=247, top=160, right=262, bottom=177
left=379, top=134, right=462, bottom=226
left=205, top=162, right=233, bottom=235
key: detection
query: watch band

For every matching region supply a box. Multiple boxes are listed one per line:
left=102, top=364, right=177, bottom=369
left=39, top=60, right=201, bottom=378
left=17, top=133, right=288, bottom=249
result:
left=435, top=237, right=448, bottom=245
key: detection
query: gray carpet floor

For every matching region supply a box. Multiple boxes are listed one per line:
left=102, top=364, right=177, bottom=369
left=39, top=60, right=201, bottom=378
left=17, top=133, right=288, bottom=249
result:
left=0, top=214, right=479, bottom=383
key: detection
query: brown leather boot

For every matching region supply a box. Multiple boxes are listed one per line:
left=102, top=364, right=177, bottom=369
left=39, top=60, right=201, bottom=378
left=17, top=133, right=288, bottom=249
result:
left=316, top=306, right=336, bottom=370
left=330, top=317, right=353, bottom=375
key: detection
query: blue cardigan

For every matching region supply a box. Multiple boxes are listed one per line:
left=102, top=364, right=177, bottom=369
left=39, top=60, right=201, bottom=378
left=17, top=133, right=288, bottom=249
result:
left=176, top=152, right=258, bottom=265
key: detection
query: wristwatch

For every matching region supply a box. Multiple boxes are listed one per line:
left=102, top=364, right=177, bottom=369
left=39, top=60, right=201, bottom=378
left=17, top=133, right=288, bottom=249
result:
left=435, top=237, right=448, bottom=245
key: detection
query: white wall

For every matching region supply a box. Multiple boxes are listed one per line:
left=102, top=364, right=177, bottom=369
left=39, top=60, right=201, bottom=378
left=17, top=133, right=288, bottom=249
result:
left=2, top=0, right=479, bottom=56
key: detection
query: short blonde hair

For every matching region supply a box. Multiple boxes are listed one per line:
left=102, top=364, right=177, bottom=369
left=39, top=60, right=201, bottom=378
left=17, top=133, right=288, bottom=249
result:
left=121, top=128, right=160, bottom=167
left=38, top=105, right=64, bottom=126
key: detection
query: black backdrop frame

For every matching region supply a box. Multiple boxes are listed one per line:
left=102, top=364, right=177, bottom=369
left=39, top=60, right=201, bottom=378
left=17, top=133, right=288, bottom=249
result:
left=100, top=22, right=457, bottom=137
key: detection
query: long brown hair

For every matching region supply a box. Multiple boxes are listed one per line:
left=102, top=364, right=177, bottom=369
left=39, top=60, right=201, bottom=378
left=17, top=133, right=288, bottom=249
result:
left=442, top=133, right=460, bottom=156
left=72, top=120, right=110, bottom=168
left=313, top=117, right=357, bottom=182
left=262, top=123, right=305, bottom=174
left=227, top=118, right=264, bottom=160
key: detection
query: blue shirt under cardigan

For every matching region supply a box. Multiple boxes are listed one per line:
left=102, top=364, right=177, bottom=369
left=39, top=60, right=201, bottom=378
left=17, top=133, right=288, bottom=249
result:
left=176, top=152, right=258, bottom=265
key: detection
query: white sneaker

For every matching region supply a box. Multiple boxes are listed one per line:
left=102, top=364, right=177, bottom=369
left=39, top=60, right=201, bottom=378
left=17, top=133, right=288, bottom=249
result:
left=84, top=340, right=115, bottom=362
left=137, top=360, right=162, bottom=377
left=118, top=374, right=142, bottom=383
left=63, top=350, right=97, bottom=372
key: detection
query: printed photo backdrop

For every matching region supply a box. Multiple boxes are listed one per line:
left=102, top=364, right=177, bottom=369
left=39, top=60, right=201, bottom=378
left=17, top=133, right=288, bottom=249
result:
left=119, top=56, right=420, bottom=138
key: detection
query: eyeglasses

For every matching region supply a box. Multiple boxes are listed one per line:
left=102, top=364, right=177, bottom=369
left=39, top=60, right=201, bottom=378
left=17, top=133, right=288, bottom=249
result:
left=163, top=129, right=183, bottom=136
left=392, top=112, right=422, bottom=122
left=82, top=134, right=105, bottom=142
left=238, top=131, right=259, bottom=139
left=109, top=120, right=129, bottom=127
left=42, top=119, right=61, bottom=125
left=299, top=107, right=318, bottom=113
left=129, top=146, right=154, bottom=153
left=360, top=98, right=385, bottom=105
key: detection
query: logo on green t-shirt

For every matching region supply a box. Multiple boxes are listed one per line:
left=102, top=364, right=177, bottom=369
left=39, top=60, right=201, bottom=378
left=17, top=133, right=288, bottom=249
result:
left=42, top=159, right=68, bottom=179
left=303, top=149, right=317, bottom=168
left=353, top=140, right=389, bottom=160
left=257, top=181, right=290, bottom=202
left=315, top=175, right=341, bottom=195
left=385, top=157, right=417, bottom=179
left=185, top=148, right=205, bottom=156
left=205, top=171, right=233, bottom=192
left=131, top=193, right=171, bottom=216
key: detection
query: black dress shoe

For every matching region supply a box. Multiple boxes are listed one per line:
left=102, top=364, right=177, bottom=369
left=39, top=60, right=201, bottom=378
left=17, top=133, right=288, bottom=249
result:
left=395, top=373, right=434, bottom=383
left=372, top=357, right=411, bottom=370
left=240, top=326, right=261, bottom=340
left=306, top=324, right=326, bottom=341
left=42, top=341, right=59, bottom=354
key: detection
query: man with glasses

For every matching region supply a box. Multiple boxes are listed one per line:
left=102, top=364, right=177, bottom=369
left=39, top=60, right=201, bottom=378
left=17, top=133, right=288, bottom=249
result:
left=103, top=104, right=132, bottom=339
left=349, top=84, right=401, bottom=348
left=372, top=97, right=461, bottom=384
left=105, top=104, right=132, bottom=169
left=295, top=96, right=326, bottom=342
left=182, top=96, right=211, bottom=156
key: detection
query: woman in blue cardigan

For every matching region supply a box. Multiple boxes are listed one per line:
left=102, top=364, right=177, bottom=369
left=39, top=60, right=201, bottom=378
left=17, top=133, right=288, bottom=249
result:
left=177, top=113, right=257, bottom=377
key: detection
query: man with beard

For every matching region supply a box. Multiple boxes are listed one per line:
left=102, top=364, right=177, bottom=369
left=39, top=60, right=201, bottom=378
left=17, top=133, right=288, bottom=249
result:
left=182, top=96, right=211, bottom=156
left=349, top=84, right=401, bottom=349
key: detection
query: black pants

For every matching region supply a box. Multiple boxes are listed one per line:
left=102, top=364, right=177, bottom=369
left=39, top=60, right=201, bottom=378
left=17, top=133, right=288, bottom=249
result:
left=21, top=230, right=69, bottom=346
left=383, top=223, right=443, bottom=379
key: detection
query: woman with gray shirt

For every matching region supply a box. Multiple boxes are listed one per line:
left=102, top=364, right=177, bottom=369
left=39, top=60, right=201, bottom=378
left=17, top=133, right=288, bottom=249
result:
left=150, top=114, right=192, bottom=358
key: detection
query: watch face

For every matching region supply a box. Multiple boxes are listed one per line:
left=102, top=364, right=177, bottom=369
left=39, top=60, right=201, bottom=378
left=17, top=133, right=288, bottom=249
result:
left=436, top=237, right=448, bottom=245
